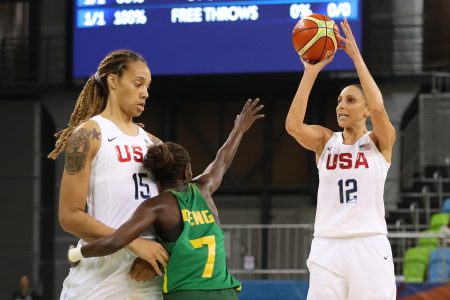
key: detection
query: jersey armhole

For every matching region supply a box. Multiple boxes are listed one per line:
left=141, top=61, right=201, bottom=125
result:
left=316, top=133, right=337, bottom=169
left=368, top=133, right=391, bottom=167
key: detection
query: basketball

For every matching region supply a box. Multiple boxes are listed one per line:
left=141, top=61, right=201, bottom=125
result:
left=292, top=14, right=340, bottom=64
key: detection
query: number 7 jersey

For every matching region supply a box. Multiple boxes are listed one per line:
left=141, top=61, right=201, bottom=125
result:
left=161, top=183, right=241, bottom=293
left=314, top=132, right=389, bottom=238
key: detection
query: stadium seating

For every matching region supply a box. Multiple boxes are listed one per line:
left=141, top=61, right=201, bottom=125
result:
left=429, top=213, right=450, bottom=230
left=403, top=246, right=435, bottom=282
left=428, top=248, right=450, bottom=283
left=418, top=229, right=440, bottom=248
left=443, top=198, right=450, bottom=213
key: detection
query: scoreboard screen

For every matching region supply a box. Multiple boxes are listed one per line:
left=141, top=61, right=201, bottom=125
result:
left=72, top=0, right=362, bottom=78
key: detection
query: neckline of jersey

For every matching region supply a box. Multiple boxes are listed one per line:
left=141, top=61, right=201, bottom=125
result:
left=98, top=115, right=140, bottom=138
left=339, top=131, right=371, bottom=146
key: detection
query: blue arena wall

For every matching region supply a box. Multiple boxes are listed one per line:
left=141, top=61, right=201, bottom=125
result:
left=239, top=280, right=450, bottom=300
left=240, top=280, right=309, bottom=300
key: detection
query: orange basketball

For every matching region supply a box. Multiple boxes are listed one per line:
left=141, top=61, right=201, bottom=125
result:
left=292, top=14, right=340, bottom=64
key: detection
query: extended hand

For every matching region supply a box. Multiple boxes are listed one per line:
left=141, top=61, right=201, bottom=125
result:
left=129, top=257, right=157, bottom=282
left=301, top=53, right=334, bottom=74
left=336, top=18, right=361, bottom=60
left=234, top=98, right=265, bottom=132
left=128, top=238, right=169, bottom=276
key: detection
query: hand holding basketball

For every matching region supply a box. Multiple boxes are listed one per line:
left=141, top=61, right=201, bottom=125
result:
left=302, top=53, right=334, bottom=74
left=337, top=18, right=360, bottom=60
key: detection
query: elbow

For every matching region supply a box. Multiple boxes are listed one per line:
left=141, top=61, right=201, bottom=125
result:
left=285, top=120, right=301, bottom=138
left=285, top=120, right=295, bottom=136
left=59, top=213, right=70, bottom=232
left=59, top=212, right=78, bottom=235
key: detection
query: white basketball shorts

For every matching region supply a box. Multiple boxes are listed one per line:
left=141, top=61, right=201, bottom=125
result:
left=306, top=235, right=396, bottom=300
left=60, top=247, right=162, bottom=300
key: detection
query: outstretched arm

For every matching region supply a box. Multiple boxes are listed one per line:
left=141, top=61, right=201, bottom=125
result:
left=194, top=99, right=264, bottom=198
left=68, top=196, right=170, bottom=276
left=337, top=18, right=395, bottom=161
left=285, top=57, right=334, bottom=160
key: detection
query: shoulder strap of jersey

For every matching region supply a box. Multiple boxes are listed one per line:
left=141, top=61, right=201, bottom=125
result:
left=317, top=132, right=340, bottom=169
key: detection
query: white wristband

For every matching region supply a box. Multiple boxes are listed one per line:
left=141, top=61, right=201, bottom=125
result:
left=68, top=246, right=85, bottom=262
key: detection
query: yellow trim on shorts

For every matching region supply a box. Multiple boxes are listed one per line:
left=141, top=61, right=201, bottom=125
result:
left=163, top=267, right=168, bottom=293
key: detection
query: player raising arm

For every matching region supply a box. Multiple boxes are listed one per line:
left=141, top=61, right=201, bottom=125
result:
left=286, top=18, right=396, bottom=300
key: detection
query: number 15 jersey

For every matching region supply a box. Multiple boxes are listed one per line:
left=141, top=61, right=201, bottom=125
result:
left=314, top=132, right=389, bottom=238
left=89, top=115, right=158, bottom=232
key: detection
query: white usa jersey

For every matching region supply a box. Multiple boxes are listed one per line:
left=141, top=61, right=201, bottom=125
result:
left=314, top=132, right=389, bottom=238
left=60, top=116, right=162, bottom=299
left=88, top=115, right=158, bottom=235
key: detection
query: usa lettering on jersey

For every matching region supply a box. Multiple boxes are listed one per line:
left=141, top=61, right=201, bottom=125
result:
left=115, top=145, right=144, bottom=162
left=326, top=152, right=369, bottom=170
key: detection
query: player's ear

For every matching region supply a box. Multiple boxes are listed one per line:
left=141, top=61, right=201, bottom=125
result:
left=184, top=163, right=193, bottom=183
left=107, top=73, right=118, bottom=89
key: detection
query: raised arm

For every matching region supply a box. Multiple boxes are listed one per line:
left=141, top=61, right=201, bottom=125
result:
left=194, top=99, right=264, bottom=199
left=68, top=195, right=171, bottom=275
left=338, top=18, right=396, bottom=161
left=285, top=57, right=334, bottom=160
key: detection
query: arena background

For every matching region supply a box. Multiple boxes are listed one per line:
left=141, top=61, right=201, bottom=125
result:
left=1, top=0, right=449, bottom=299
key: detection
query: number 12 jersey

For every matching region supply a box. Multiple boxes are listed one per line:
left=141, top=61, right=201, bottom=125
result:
left=314, top=132, right=390, bottom=238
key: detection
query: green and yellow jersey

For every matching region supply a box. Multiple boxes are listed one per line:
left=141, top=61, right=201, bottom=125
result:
left=161, top=183, right=241, bottom=293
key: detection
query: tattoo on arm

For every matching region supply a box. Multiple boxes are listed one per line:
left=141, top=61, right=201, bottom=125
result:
left=65, top=128, right=100, bottom=174
left=91, top=128, right=101, bottom=141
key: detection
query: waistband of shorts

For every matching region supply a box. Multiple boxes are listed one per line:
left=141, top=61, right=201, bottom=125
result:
left=313, top=234, right=387, bottom=242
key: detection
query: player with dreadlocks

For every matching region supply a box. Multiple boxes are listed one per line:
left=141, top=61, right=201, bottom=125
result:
left=49, top=49, right=168, bottom=300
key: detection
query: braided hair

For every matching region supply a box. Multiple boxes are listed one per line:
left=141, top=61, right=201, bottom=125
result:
left=144, top=142, right=191, bottom=184
left=48, top=49, right=147, bottom=159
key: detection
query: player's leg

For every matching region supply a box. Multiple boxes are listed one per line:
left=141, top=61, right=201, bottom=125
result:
left=307, top=261, right=347, bottom=300
left=346, top=236, right=396, bottom=300
left=307, top=237, right=348, bottom=300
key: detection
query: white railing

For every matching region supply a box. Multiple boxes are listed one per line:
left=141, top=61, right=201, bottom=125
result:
left=222, top=224, right=313, bottom=280
left=223, top=224, right=450, bottom=281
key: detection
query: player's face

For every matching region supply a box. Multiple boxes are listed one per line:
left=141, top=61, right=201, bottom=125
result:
left=114, top=60, right=151, bottom=118
left=336, top=86, right=368, bottom=128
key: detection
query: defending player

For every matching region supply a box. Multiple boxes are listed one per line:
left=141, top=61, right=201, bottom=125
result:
left=286, top=19, right=396, bottom=299
left=67, top=98, right=264, bottom=300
